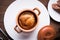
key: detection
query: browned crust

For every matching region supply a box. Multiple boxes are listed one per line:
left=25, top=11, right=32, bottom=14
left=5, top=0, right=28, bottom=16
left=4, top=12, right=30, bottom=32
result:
left=38, top=25, right=56, bottom=40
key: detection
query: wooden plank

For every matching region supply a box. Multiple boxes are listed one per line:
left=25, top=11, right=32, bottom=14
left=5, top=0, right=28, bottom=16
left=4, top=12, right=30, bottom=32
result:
left=0, top=14, right=4, bottom=23
left=38, top=0, right=49, bottom=8
left=0, top=0, right=14, bottom=6
left=0, top=6, right=7, bottom=13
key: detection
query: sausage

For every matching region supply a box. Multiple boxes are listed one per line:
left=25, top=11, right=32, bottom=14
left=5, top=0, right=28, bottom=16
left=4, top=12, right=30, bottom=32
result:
left=52, top=3, right=60, bottom=13
left=57, top=0, right=60, bottom=7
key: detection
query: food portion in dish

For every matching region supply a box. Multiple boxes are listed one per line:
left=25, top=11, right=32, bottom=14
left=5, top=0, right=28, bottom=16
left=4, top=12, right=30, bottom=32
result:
left=18, top=10, right=37, bottom=30
left=52, top=0, right=60, bottom=13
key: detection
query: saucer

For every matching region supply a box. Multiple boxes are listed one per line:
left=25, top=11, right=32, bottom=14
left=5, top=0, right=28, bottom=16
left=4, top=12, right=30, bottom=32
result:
left=48, top=0, right=60, bottom=22
left=4, top=0, right=50, bottom=40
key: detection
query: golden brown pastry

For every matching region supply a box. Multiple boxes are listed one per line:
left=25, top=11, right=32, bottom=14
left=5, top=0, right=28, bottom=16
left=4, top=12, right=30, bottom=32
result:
left=19, top=14, right=35, bottom=27
left=18, top=12, right=36, bottom=30
left=38, top=25, right=56, bottom=40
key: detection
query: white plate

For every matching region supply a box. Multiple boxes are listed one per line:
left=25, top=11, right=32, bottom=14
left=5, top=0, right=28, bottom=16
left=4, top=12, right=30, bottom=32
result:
left=4, top=0, right=50, bottom=40
left=48, top=0, right=60, bottom=22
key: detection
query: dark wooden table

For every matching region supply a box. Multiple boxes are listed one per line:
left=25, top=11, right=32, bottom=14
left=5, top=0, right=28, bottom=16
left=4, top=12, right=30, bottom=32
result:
left=0, top=0, right=60, bottom=40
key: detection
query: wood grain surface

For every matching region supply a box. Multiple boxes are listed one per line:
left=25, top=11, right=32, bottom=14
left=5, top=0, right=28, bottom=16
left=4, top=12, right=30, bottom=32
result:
left=0, top=0, right=60, bottom=40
